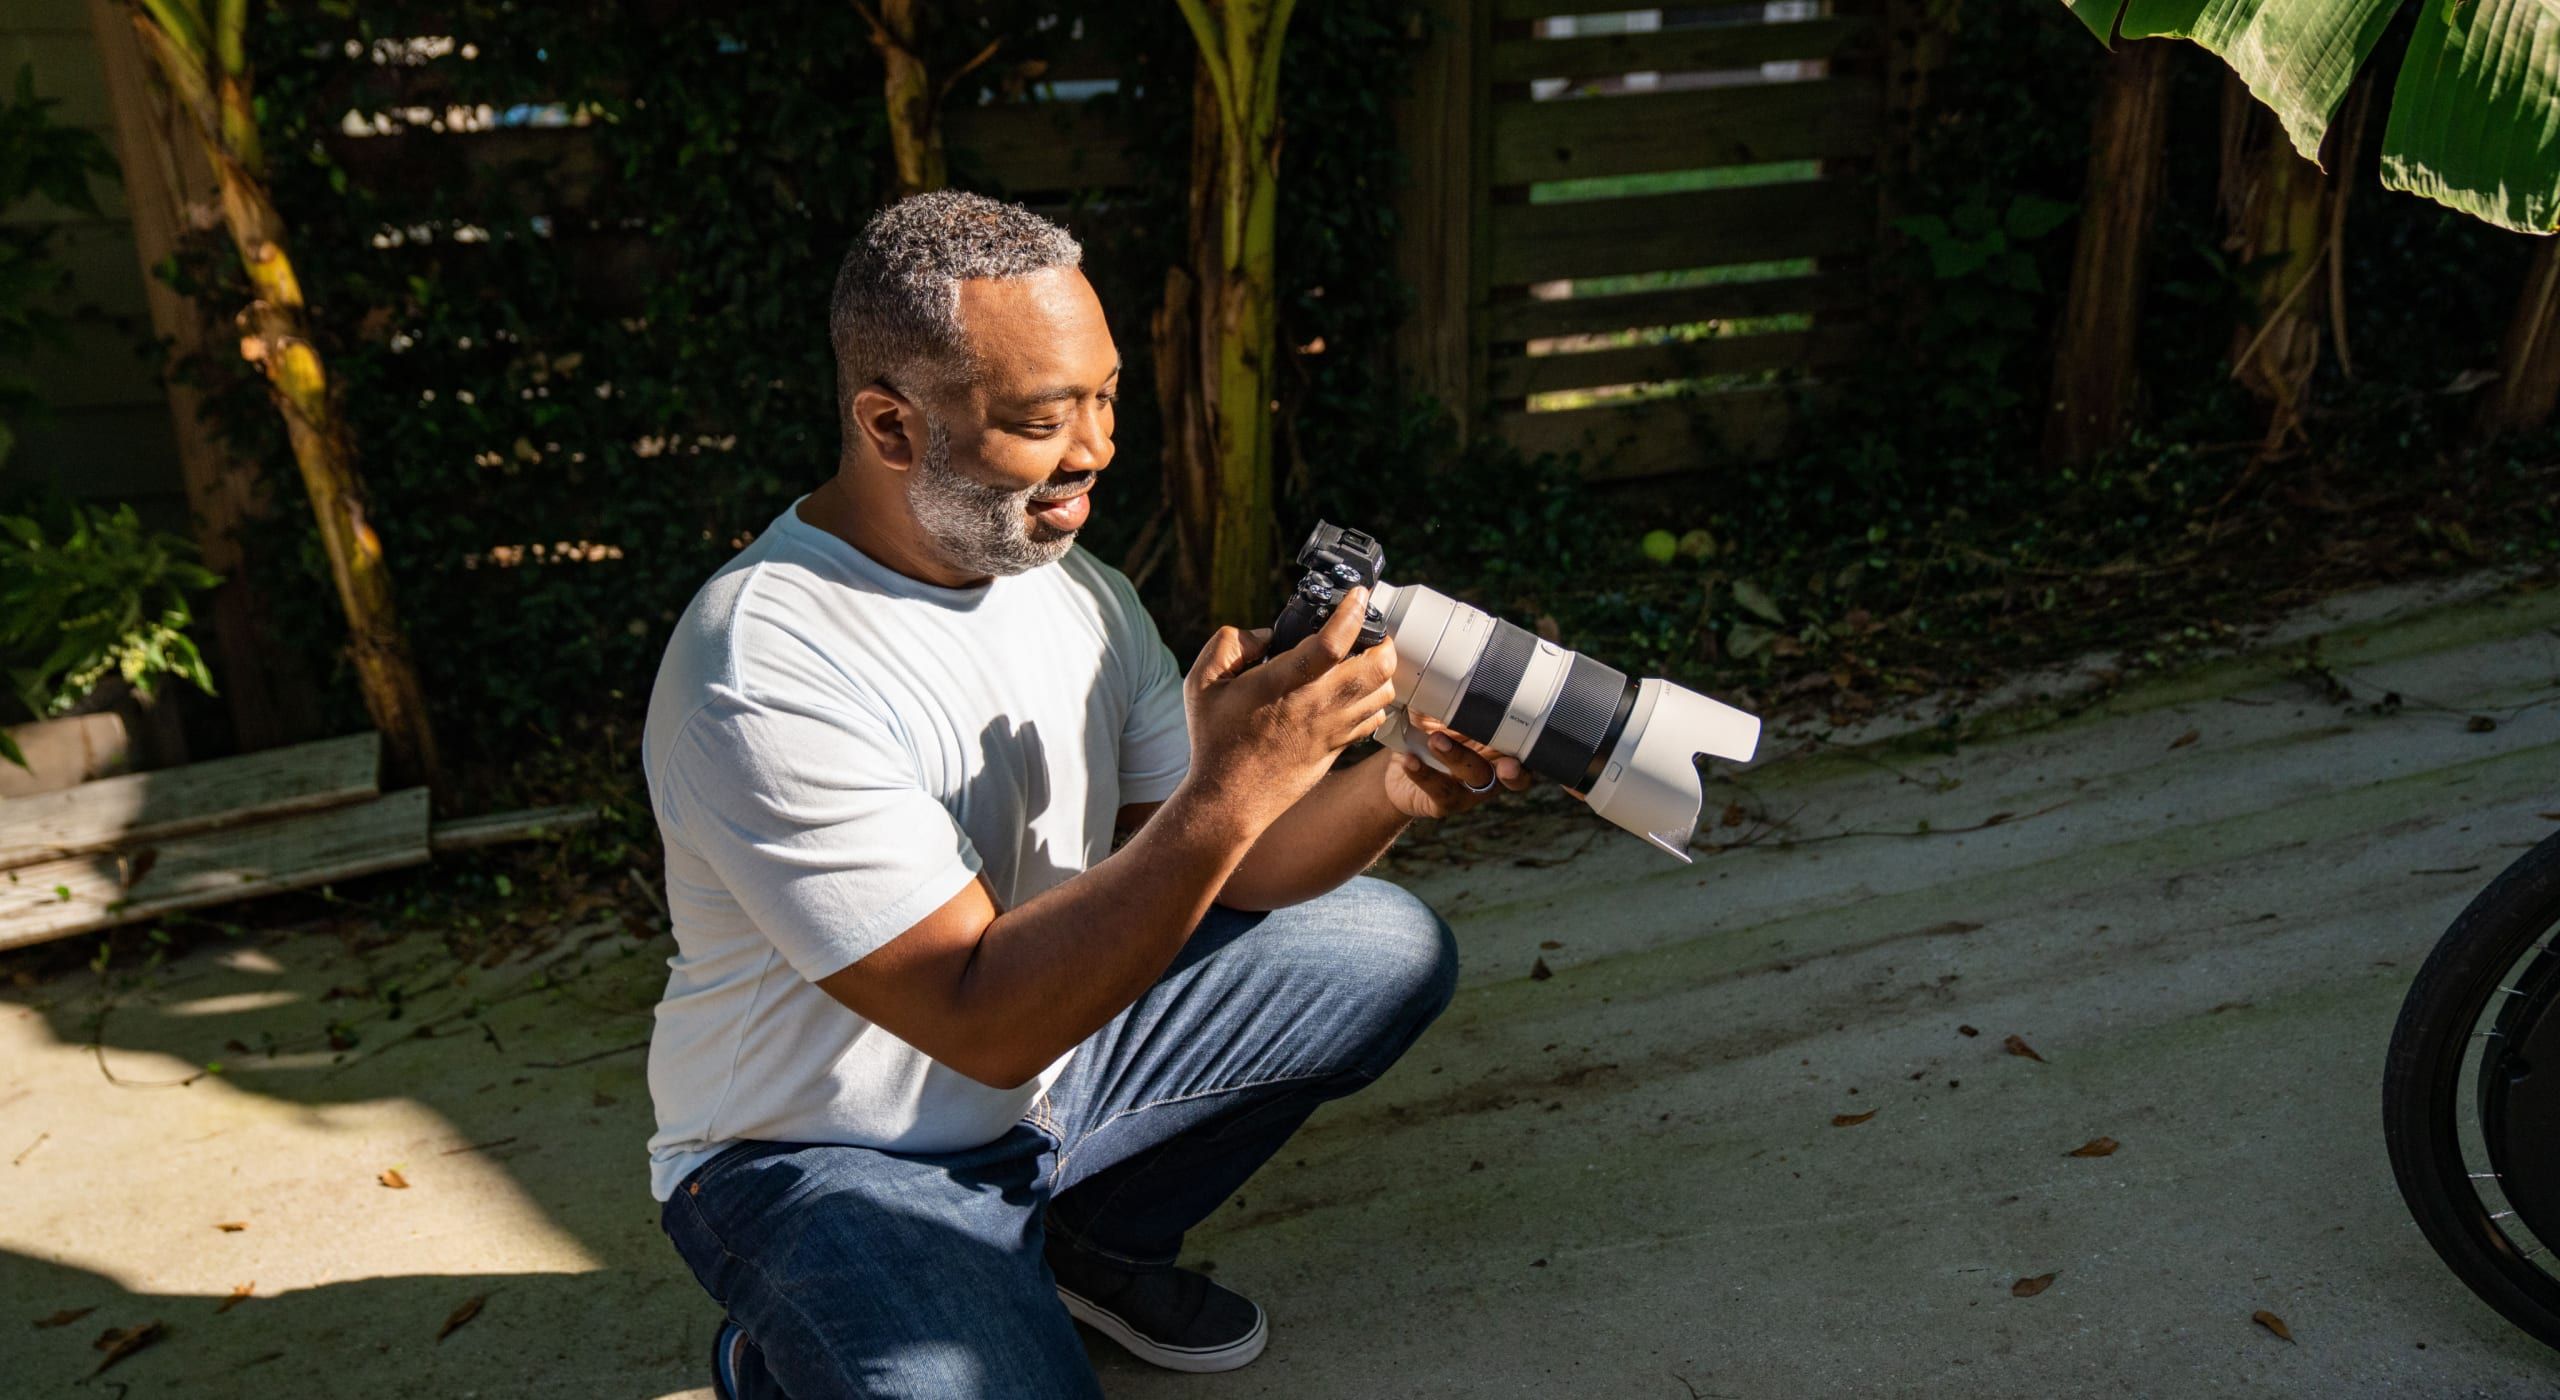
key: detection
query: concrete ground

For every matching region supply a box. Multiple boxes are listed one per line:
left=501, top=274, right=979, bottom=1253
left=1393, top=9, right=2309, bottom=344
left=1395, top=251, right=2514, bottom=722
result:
left=5, top=572, right=2560, bottom=1398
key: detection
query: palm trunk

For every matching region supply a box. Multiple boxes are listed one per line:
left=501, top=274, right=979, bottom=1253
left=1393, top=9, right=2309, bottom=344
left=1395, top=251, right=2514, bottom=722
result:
left=862, top=0, right=948, bottom=198
left=2474, top=238, right=2560, bottom=440
left=2042, top=40, right=2173, bottom=468
left=1173, top=0, right=1295, bottom=627
left=2220, top=72, right=2368, bottom=456
left=129, top=2, right=440, bottom=790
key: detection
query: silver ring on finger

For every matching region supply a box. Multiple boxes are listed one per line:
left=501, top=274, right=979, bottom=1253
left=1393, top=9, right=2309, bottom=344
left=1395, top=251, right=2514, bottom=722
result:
left=1465, top=772, right=1498, bottom=794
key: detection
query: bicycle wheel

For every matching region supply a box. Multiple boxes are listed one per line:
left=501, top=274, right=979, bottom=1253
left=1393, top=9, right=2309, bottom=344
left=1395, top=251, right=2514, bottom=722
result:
left=2384, top=826, right=2560, bottom=1349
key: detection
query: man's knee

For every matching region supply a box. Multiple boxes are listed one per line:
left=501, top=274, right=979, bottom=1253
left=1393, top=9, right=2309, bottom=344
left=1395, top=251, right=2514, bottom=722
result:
left=1330, top=876, right=1459, bottom=1033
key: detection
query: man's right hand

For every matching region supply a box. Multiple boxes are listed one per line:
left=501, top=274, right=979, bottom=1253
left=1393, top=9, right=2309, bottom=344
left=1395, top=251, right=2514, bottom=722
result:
left=1178, top=586, right=1399, bottom=838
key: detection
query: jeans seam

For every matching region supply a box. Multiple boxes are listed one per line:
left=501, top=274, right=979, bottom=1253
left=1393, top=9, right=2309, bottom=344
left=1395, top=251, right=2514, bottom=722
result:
left=1047, top=1064, right=1372, bottom=1195
left=678, top=1171, right=856, bottom=1395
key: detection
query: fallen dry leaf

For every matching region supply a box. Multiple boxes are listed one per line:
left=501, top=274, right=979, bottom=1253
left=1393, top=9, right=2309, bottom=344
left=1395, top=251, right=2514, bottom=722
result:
left=1720, top=802, right=1746, bottom=828
left=2004, top=1034, right=2047, bottom=1063
left=1957, top=1024, right=1980, bottom=1038
left=2011, top=1273, right=2057, bottom=1298
left=378, top=1168, right=410, bottom=1190
left=1529, top=957, right=1553, bottom=982
left=437, top=1294, right=485, bottom=1342
left=1832, top=1110, right=1877, bottom=1127
left=2066, top=1137, right=2120, bottom=1158
left=33, top=1305, right=95, bottom=1329
left=2169, top=729, right=2201, bottom=750
left=2252, top=1309, right=2294, bottom=1342
left=1538, top=939, right=1562, bottom=950
left=2467, top=715, right=2498, bottom=734
left=214, top=1221, right=247, bottom=1233
left=216, top=1283, right=253, bottom=1315
left=91, top=1320, right=166, bottom=1374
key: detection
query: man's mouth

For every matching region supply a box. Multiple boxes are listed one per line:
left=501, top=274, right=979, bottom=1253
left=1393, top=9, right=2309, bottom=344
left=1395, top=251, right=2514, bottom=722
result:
left=1029, top=475, right=1093, bottom=531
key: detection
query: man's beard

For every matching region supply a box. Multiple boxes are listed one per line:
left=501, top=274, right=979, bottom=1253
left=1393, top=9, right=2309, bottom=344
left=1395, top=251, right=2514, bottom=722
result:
left=906, top=413, right=1083, bottom=578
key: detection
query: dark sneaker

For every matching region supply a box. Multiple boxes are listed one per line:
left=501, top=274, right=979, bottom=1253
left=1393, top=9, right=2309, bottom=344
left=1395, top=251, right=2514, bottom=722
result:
left=1048, top=1241, right=1268, bottom=1373
left=711, top=1316, right=751, bottom=1400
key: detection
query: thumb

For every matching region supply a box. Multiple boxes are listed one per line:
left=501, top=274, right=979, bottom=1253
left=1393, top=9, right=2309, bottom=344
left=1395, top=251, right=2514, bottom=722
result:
left=1189, top=626, right=1269, bottom=689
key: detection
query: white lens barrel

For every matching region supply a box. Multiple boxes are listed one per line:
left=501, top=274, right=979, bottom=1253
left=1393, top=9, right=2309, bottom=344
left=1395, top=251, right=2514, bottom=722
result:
left=1375, top=580, right=1762, bottom=862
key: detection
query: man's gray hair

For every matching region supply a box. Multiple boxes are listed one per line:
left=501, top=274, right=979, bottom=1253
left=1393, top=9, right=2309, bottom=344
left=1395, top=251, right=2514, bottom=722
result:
left=830, top=190, right=1084, bottom=424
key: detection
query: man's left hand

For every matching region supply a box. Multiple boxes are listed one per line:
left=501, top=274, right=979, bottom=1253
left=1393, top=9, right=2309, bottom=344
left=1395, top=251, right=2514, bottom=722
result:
left=1381, top=715, right=1533, bottom=820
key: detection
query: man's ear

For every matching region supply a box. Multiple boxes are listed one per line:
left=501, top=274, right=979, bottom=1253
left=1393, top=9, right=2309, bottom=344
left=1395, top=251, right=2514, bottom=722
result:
left=849, top=381, right=922, bottom=472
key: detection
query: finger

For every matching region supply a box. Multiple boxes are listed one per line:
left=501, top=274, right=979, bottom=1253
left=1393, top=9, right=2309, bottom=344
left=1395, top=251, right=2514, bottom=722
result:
left=1425, top=730, right=1496, bottom=788
left=1347, top=704, right=1392, bottom=747
left=1294, top=586, right=1368, bottom=679
left=1188, top=626, right=1251, bottom=688
left=1495, top=754, right=1533, bottom=791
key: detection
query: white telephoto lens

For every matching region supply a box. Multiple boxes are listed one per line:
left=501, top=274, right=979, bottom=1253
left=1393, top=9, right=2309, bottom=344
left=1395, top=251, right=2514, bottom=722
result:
left=1374, top=582, right=1761, bottom=860
left=1581, top=679, right=1761, bottom=862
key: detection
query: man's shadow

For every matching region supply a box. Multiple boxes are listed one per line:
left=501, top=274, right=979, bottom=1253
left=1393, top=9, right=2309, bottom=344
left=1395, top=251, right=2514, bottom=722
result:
left=2, top=706, right=1153, bottom=1396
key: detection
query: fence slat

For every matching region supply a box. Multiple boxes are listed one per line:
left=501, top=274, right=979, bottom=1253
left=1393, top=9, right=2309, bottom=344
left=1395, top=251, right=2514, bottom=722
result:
left=1496, top=389, right=1811, bottom=480
left=1490, top=177, right=1867, bottom=283
left=1492, top=79, right=1878, bottom=185
left=1489, top=323, right=1865, bottom=398
left=1486, top=270, right=1865, bottom=342
left=945, top=102, right=1136, bottom=193
left=1489, top=16, right=1871, bottom=83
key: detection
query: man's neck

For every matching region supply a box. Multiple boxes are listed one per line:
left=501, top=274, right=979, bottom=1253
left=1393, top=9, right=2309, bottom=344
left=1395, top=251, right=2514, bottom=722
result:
left=798, top=470, right=989, bottom=590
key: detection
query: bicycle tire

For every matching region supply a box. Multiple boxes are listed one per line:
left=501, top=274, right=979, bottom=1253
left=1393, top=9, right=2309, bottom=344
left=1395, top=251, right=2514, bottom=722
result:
left=2384, top=826, right=2560, bottom=1350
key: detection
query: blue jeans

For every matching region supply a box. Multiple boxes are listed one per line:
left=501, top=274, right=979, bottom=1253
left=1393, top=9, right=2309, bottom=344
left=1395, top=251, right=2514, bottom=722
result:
left=660, top=875, right=1459, bottom=1399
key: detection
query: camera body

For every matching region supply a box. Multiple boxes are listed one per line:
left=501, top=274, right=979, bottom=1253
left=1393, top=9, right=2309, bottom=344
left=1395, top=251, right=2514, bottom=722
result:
left=1265, top=521, right=1761, bottom=861
left=1268, top=523, right=1389, bottom=659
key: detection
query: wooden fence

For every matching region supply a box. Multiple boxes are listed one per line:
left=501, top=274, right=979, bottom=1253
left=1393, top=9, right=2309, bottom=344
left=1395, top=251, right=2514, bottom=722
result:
left=1396, top=0, right=1879, bottom=479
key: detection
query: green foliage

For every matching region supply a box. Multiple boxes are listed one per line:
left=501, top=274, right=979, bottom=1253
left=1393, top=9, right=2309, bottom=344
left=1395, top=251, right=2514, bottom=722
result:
left=183, top=0, right=1428, bottom=783
left=1892, top=190, right=2080, bottom=415
left=0, top=65, right=120, bottom=468
left=0, top=502, right=220, bottom=768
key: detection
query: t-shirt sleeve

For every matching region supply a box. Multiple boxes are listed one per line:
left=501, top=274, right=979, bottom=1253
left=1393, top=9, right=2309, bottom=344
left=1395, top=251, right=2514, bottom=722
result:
left=657, top=689, right=982, bottom=981
left=1109, top=573, right=1189, bottom=806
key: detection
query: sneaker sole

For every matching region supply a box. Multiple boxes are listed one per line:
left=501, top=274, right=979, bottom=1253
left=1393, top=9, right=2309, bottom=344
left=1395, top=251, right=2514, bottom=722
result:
left=1056, top=1286, right=1268, bottom=1374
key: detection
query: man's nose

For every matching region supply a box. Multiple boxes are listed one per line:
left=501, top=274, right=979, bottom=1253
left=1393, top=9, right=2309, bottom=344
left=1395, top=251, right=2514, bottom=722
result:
left=1065, top=399, right=1115, bottom=473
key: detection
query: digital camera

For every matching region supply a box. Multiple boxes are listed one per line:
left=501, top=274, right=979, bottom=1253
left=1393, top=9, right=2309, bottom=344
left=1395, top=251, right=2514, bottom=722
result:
left=1268, top=522, right=1761, bottom=861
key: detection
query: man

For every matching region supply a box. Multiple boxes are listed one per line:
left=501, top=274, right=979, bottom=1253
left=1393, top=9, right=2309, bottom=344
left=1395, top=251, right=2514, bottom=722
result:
left=644, top=190, right=1528, bottom=1399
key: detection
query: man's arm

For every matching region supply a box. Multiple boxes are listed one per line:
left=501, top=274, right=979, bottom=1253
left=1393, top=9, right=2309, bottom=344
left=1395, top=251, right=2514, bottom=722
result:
left=815, top=595, right=1397, bottom=1090
left=1216, top=717, right=1535, bottom=912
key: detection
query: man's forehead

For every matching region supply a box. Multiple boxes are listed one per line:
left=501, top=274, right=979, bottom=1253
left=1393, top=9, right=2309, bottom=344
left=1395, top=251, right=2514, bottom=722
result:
left=954, top=269, right=1116, bottom=395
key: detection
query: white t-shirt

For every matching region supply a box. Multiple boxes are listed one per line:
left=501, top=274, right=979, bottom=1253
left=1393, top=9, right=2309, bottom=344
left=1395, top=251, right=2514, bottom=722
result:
left=639, top=499, right=1189, bottom=1201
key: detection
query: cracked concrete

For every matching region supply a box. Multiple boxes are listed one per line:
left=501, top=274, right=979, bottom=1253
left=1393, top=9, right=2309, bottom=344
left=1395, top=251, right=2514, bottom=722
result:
left=5, top=574, right=2558, bottom=1397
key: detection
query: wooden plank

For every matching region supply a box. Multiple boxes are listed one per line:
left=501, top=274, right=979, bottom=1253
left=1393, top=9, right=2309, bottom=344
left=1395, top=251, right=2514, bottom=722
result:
left=430, top=803, right=600, bottom=854
left=3, top=0, right=94, bottom=31
left=945, top=101, right=1137, bottom=193
left=0, top=33, right=113, bottom=126
left=1392, top=0, right=1483, bottom=435
left=1497, top=0, right=1877, bottom=20
left=1496, top=388, right=1814, bottom=478
left=0, top=714, right=129, bottom=799
left=1486, top=269, right=1865, bottom=341
left=1490, top=16, right=1870, bottom=82
left=1490, top=322, right=1863, bottom=397
left=0, top=788, right=431, bottom=950
left=1490, top=177, right=1868, bottom=283
left=0, top=734, right=379, bottom=869
left=1493, top=78, right=1878, bottom=185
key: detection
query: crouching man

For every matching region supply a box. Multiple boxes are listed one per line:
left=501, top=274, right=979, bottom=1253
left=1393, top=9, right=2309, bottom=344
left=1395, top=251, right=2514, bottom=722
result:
left=642, top=191, right=1530, bottom=1399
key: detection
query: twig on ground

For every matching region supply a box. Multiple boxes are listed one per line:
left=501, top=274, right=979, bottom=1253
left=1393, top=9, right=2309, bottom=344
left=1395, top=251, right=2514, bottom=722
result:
left=524, top=1038, right=649, bottom=1070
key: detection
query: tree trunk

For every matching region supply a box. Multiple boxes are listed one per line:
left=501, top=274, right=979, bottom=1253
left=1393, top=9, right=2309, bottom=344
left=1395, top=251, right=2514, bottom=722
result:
left=2042, top=39, right=2173, bottom=468
left=2220, top=72, right=2368, bottom=456
left=2474, top=237, right=2560, bottom=440
left=130, top=7, right=441, bottom=791
left=1173, top=0, right=1294, bottom=628
left=866, top=0, right=948, bottom=198
left=1151, top=58, right=1225, bottom=640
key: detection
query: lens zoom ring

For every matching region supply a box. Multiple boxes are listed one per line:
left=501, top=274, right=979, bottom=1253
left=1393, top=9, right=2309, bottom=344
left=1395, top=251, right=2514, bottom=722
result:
left=1524, top=654, right=1631, bottom=788
left=1449, top=621, right=1536, bottom=747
